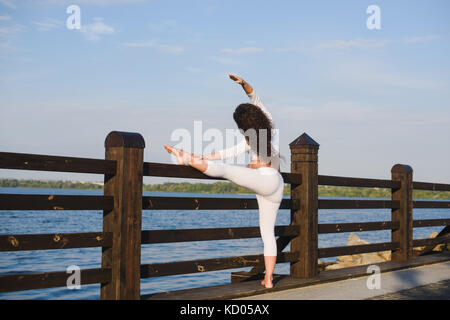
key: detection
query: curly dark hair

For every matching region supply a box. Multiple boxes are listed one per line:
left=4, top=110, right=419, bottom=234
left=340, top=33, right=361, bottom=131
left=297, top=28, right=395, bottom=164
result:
left=233, top=103, right=273, bottom=159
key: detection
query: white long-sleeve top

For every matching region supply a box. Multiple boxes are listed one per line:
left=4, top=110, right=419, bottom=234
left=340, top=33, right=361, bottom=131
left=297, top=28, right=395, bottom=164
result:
left=216, top=91, right=280, bottom=170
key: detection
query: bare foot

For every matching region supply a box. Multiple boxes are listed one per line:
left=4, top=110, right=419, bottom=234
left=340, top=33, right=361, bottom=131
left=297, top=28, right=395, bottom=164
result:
left=163, top=144, right=192, bottom=165
left=261, top=275, right=274, bottom=289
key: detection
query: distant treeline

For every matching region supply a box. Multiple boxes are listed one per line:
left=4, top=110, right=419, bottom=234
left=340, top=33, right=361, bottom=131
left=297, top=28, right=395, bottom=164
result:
left=1, top=178, right=449, bottom=199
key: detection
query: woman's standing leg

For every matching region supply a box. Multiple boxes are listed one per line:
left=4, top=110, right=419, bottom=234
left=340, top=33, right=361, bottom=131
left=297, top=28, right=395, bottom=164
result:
left=256, top=195, right=281, bottom=288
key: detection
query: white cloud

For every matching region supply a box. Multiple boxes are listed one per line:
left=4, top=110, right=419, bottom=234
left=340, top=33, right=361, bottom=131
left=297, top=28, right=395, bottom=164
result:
left=404, top=35, right=441, bottom=44
left=220, top=47, right=263, bottom=54
left=0, top=0, right=16, bottom=9
left=123, top=41, right=184, bottom=54
left=0, top=24, right=25, bottom=36
left=32, top=19, right=62, bottom=31
left=316, top=38, right=389, bottom=50
left=80, top=18, right=114, bottom=41
left=0, top=15, right=12, bottom=21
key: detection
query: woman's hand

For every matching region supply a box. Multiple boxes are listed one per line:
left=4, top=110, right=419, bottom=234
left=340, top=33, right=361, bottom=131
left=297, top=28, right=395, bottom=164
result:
left=228, top=73, right=253, bottom=94
left=228, top=73, right=245, bottom=84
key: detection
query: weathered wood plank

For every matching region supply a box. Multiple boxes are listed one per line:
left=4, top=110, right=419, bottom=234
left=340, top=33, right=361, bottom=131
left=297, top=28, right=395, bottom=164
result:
left=319, top=175, right=400, bottom=188
left=412, top=234, right=450, bottom=248
left=0, top=268, right=111, bottom=293
left=413, top=181, right=450, bottom=192
left=319, top=199, right=400, bottom=209
left=0, top=152, right=116, bottom=174
left=319, top=221, right=398, bottom=234
left=0, top=194, right=114, bottom=211
left=318, top=242, right=399, bottom=258
left=142, top=196, right=293, bottom=210
left=140, top=252, right=299, bottom=278
left=413, top=201, right=450, bottom=209
left=141, top=225, right=299, bottom=244
left=0, top=232, right=112, bottom=252
left=413, top=219, right=450, bottom=228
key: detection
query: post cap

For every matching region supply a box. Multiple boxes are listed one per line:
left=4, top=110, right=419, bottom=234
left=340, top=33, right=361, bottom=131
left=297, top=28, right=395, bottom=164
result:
left=391, top=164, right=413, bottom=174
left=105, top=131, right=146, bottom=149
left=289, top=133, right=319, bottom=148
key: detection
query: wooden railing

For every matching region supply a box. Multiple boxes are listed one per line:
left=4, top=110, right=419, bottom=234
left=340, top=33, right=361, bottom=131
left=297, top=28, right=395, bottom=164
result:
left=0, top=131, right=449, bottom=299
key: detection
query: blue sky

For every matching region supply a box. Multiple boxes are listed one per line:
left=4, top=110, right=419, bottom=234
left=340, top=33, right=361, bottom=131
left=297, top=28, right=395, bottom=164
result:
left=0, top=0, right=449, bottom=184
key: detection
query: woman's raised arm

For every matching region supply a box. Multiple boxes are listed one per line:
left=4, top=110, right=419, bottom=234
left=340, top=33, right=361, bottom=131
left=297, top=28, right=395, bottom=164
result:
left=228, top=73, right=273, bottom=124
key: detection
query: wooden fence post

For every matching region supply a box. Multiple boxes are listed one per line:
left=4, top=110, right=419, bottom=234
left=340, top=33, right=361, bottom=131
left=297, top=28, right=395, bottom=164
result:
left=101, top=131, right=145, bottom=300
left=289, top=133, right=319, bottom=278
left=391, top=164, right=413, bottom=262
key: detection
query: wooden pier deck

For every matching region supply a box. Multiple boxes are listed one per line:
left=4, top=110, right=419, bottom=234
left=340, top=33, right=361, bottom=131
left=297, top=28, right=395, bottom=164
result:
left=142, top=253, right=450, bottom=300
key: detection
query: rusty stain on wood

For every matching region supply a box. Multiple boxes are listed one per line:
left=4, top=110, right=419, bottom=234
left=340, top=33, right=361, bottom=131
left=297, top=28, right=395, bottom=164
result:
left=194, top=199, right=199, bottom=210
left=53, top=234, right=61, bottom=242
left=96, top=236, right=103, bottom=241
left=197, top=265, right=205, bottom=272
left=48, top=195, right=54, bottom=200
left=8, top=236, right=19, bottom=247
left=53, top=206, right=64, bottom=210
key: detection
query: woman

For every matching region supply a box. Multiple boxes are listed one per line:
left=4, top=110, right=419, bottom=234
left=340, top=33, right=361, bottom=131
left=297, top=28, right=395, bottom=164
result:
left=164, top=74, right=284, bottom=289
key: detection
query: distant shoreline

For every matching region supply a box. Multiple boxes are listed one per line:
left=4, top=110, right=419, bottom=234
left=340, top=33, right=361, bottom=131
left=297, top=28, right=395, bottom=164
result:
left=1, top=178, right=449, bottom=199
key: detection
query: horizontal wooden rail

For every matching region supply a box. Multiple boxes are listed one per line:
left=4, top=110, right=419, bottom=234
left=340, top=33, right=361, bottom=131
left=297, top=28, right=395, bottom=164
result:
left=143, top=162, right=302, bottom=184
left=318, top=221, right=399, bottom=234
left=413, top=219, right=450, bottom=228
left=0, top=232, right=113, bottom=252
left=0, top=194, right=114, bottom=211
left=413, top=200, right=450, bottom=209
left=140, top=251, right=299, bottom=278
left=0, top=268, right=111, bottom=293
left=319, top=199, right=400, bottom=209
left=141, top=225, right=299, bottom=244
left=412, top=234, right=450, bottom=248
left=413, top=181, right=450, bottom=192
left=142, top=196, right=293, bottom=210
left=0, top=152, right=116, bottom=175
left=318, top=175, right=400, bottom=189
left=318, top=242, right=399, bottom=258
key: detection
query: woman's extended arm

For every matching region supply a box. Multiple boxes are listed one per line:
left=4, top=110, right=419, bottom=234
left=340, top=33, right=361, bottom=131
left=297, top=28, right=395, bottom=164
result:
left=198, top=138, right=250, bottom=160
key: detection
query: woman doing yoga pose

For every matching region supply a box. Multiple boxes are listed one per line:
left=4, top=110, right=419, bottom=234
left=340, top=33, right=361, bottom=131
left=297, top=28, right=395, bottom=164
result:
left=164, top=74, right=283, bottom=288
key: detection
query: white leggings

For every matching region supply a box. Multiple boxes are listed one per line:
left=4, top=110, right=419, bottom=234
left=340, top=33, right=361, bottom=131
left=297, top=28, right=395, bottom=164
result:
left=204, top=161, right=284, bottom=256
